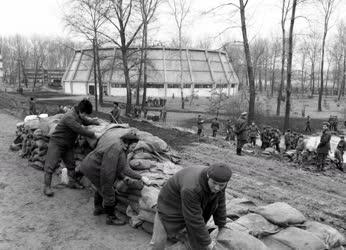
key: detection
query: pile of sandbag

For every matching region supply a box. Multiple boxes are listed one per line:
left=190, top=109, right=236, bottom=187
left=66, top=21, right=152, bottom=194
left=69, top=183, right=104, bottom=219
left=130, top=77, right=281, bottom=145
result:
left=170, top=200, right=346, bottom=250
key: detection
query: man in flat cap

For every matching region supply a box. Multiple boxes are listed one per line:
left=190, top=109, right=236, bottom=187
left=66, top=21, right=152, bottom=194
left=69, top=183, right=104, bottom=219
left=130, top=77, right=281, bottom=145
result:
left=80, top=132, right=142, bottom=225
left=316, top=122, right=331, bottom=171
left=234, top=112, right=248, bottom=155
left=150, top=163, right=232, bottom=250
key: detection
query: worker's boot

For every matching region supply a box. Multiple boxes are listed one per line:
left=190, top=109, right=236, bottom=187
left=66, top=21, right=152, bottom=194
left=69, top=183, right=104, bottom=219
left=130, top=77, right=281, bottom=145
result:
left=93, top=192, right=105, bottom=216
left=43, top=173, right=54, bottom=197
left=105, top=206, right=126, bottom=226
left=67, top=170, right=84, bottom=189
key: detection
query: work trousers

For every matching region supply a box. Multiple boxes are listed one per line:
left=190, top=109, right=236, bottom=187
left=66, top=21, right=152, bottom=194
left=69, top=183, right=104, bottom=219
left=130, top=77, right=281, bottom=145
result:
left=316, top=153, right=327, bottom=171
left=212, top=130, right=217, bottom=137
left=44, top=140, right=75, bottom=174
left=249, top=137, right=256, bottom=146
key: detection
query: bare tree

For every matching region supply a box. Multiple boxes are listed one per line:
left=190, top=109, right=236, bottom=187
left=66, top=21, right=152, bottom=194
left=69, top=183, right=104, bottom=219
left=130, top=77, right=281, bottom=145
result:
left=284, top=0, right=298, bottom=130
left=317, top=0, right=339, bottom=111
left=168, top=0, right=191, bottom=109
left=277, top=0, right=291, bottom=116
left=63, top=0, right=109, bottom=110
left=100, top=0, right=144, bottom=115
left=239, top=0, right=256, bottom=123
left=138, top=0, right=161, bottom=108
left=270, top=39, right=281, bottom=97
left=30, top=37, right=47, bottom=92
left=305, top=31, right=320, bottom=96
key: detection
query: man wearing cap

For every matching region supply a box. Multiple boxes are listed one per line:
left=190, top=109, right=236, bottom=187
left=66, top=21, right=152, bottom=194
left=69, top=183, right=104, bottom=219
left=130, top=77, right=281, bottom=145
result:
left=335, top=136, right=346, bottom=171
left=80, top=132, right=142, bottom=225
left=211, top=117, right=220, bottom=137
left=316, top=122, right=331, bottom=171
left=110, top=102, right=121, bottom=123
left=248, top=121, right=260, bottom=147
left=234, top=112, right=248, bottom=155
left=150, top=163, right=232, bottom=250
left=43, top=99, right=101, bottom=197
left=197, top=115, right=205, bottom=140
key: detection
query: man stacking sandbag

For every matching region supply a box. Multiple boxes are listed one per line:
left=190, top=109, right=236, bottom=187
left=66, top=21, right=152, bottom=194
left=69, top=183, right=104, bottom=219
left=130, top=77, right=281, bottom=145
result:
left=150, top=163, right=232, bottom=250
left=43, top=99, right=101, bottom=197
left=80, top=133, right=143, bottom=226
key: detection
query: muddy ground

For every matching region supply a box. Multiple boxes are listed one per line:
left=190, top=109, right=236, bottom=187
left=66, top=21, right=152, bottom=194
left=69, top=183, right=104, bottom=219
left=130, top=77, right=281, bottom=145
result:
left=0, top=106, right=345, bottom=249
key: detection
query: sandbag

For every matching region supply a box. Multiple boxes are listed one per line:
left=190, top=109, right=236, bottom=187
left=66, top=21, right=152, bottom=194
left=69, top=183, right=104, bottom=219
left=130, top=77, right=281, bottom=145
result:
left=91, top=125, right=133, bottom=150
left=211, top=228, right=269, bottom=250
left=138, top=209, right=155, bottom=224
left=28, top=161, right=44, bottom=171
left=126, top=206, right=142, bottom=228
left=133, top=152, right=157, bottom=161
left=139, top=186, right=159, bottom=212
left=123, top=176, right=144, bottom=190
left=252, top=202, right=306, bottom=226
left=262, top=227, right=327, bottom=250
left=133, top=140, right=155, bottom=153
left=227, top=213, right=280, bottom=238
left=303, top=221, right=346, bottom=248
left=226, top=198, right=257, bottom=219
left=129, top=159, right=157, bottom=170
left=137, top=131, right=169, bottom=153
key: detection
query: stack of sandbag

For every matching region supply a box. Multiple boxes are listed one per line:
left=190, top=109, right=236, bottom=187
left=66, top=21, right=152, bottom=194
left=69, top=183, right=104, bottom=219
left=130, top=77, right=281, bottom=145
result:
left=9, top=122, right=25, bottom=151
left=27, top=129, right=50, bottom=170
left=169, top=201, right=346, bottom=250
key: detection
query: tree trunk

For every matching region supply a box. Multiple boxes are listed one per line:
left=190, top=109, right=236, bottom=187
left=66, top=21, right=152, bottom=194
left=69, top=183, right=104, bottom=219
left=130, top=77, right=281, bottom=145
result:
left=311, top=63, right=315, bottom=96
left=271, top=51, right=277, bottom=97
left=95, top=37, right=103, bottom=106
left=137, top=42, right=144, bottom=106
left=284, top=0, right=297, bottom=131
left=259, top=67, right=263, bottom=92
left=339, top=50, right=346, bottom=100
left=179, top=28, right=184, bottom=109
left=325, top=64, right=330, bottom=96
left=239, top=0, right=255, bottom=124
left=277, top=2, right=286, bottom=116
left=264, top=59, right=268, bottom=91
left=318, top=28, right=328, bottom=111
left=141, top=21, right=148, bottom=110
left=92, top=38, right=98, bottom=111
left=301, top=53, right=306, bottom=96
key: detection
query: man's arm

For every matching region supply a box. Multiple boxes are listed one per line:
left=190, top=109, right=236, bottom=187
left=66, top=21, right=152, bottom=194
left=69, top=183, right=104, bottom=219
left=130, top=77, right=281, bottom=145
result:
left=82, top=116, right=100, bottom=126
left=64, top=116, right=96, bottom=138
left=181, top=189, right=211, bottom=249
left=213, top=191, right=227, bottom=229
left=118, top=150, right=142, bottom=180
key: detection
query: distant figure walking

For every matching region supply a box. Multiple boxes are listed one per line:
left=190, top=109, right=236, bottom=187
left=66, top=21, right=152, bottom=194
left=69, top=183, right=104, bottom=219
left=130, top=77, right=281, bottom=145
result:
left=110, top=102, right=121, bottom=123
left=234, top=112, right=248, bottom=156
left=197, top=114, right=204, bottom=140
left=316, top=122, right=331, bottom=171
left=211, top=118, right=220, bottom=137
left=248, top=122, right=260, bottom=147
left=225, top=119, right=234, bottom=141
left=29, top=97, right=37, bottom=115
left=305, top=115, right=312, bottom=133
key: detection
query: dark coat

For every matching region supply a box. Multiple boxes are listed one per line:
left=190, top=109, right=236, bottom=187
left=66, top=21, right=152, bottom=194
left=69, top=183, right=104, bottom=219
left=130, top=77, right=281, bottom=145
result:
left=80, top=140, right=141, bottom=207
left=317, top=130, right=331, bottom=154
left=50, top=107, right=98, bottom=146
left=235, top=117, right=247, bottom=141
left=29, top=100, right=36, bottom=115
left=110, top=107, right=121, bottom=122
left=157, top=167, right=227, bottom=250
left=248, top=125, right=259, bottom=138
left=211, top=120, right=220, bottom=131
left=197, top=117, right=204, bottom=130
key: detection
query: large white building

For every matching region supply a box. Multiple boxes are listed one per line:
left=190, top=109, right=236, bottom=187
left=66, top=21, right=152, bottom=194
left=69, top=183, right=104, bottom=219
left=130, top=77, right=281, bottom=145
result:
left=62, top=47, right=239, bottom=98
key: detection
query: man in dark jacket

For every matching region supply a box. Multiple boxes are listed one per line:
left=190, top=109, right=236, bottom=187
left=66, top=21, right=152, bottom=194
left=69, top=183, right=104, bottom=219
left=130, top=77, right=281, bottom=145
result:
left=224, top=119, right=234, bottom=141
left=210, top=117, right=220, bottom=137
left=29, top=97, right=37, bottom=115
left=197, top=115, right=204, bottom=140
left=316, top=122, right=332, bottom=171
left=234, top=112, right=248, bottom=155
left=248, top=122, right=259, bottom=147
left=110, top=102, right=121, bottom=123
left=335, top=135, right=346, bottom=171
left=43, top=99, right=100, bottom=197
left=305, top=115, right=312, bottom=133
left=80, top=133, right=142, bottom=225
left=150, top=163, right=231, bottom=250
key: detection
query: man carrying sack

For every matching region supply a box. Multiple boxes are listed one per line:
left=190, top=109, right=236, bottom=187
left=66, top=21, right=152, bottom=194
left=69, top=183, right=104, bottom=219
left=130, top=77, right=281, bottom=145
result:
left=150, top=163, right=232, bottom=250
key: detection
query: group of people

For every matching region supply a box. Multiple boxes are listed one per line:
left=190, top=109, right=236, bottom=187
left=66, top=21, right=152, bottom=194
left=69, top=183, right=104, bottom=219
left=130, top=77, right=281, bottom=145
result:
left=41, top=98, right=232, bottom=249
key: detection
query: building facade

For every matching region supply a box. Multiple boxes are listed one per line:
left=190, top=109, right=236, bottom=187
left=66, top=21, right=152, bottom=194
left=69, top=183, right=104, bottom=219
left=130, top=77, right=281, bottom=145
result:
left=62, top=47, right=239, bottom=98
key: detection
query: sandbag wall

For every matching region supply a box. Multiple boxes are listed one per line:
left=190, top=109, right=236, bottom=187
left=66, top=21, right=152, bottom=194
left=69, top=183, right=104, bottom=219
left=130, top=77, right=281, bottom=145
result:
left=170, top=199, right=346, bottom=250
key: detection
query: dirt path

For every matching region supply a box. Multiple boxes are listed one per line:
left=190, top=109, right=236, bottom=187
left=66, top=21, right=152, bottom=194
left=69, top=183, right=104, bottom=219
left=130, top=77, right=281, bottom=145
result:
left=0, top=111, right=150, bottom=250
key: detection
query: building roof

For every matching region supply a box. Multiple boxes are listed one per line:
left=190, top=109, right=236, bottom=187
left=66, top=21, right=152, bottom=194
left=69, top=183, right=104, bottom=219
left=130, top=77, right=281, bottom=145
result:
left=63, top=47, right=239, bottom=86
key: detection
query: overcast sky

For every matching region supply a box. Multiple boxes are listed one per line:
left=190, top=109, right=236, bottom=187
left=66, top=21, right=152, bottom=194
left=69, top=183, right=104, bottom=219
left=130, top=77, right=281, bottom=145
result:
left=1, top=0, right=346, bottom=49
